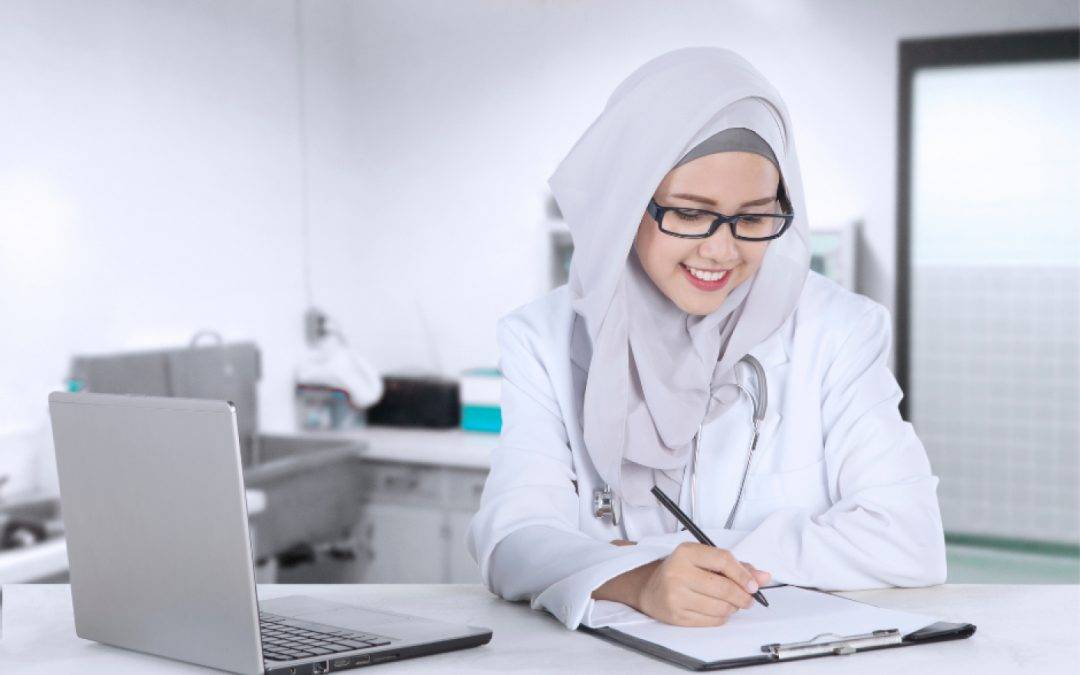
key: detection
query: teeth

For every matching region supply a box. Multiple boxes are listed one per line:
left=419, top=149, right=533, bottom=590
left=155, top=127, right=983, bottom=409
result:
left=686, top=266, right=728, bottom=282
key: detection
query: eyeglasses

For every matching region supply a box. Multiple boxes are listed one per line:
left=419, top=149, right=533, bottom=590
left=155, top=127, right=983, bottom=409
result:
left=646, top=198, right=795, bottom=241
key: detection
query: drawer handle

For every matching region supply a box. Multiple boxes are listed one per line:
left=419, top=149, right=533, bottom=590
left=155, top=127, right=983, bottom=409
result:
left=384, top=474, right=420, bottom=490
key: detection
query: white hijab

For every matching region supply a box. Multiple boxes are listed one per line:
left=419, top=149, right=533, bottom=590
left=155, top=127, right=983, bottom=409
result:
left=549, top=47, right=811, bottom=513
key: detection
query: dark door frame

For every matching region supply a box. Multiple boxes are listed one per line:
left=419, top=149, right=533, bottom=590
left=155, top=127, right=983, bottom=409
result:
left=895, top=28, right=1079, bottom=419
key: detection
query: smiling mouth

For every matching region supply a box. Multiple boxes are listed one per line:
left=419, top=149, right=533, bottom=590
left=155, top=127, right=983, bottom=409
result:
left=681, top=263, right=730, bottom=281
left=680, top=263, right=733, bottom=291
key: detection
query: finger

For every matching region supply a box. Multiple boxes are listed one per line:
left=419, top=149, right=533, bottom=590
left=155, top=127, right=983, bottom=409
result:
left=682, top=589, right=739, bottom=621
left=687, top=568, right=755, bottom=610
left=691, top=547, right=758, bottom=594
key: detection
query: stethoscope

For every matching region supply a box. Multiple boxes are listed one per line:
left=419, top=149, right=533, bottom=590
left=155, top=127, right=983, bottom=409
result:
left=593, top=354, right=767, bottom=532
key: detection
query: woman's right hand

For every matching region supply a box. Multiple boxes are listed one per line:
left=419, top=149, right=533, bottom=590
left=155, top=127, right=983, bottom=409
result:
left=593, top=542, right=771, bottom=627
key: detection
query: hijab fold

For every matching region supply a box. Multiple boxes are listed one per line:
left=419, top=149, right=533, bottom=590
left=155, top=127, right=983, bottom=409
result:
left=550, top=48, right=811, bottom=512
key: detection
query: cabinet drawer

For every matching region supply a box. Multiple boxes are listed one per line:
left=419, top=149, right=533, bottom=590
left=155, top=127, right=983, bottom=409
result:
left=363, top=461, right=442, bottom=505
left=445, top=467, right=489, bottom=510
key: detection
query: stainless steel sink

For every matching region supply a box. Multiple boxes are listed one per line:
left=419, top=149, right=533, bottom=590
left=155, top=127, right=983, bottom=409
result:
left=0, top=494, right=63, bottom=550
left=0, top=493, right=61, bottom=524
left=253, top=434, right=366, bottom=466
left=243, top=435, right=370, bottom=565
left=60, top=344, right=374, bottom=581
left=0, top=436, right=372, bottom=582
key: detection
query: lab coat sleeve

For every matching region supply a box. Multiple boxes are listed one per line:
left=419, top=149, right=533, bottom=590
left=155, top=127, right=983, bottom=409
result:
left=636, top=303, right=948, bottom=589
left=466, top=315, right=675, bottom=629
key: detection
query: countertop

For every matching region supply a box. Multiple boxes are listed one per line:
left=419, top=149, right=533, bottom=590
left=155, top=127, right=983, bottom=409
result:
left=1, top=583, right=1076, bottom=673
left=266, top=427, right=497, bottom=470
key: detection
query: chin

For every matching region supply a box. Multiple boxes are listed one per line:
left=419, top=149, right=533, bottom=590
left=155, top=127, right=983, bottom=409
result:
left=674, top=293, right=727, bottom=316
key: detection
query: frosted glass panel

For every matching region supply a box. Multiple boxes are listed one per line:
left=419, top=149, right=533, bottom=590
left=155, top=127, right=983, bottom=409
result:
left=912, top=62, right=1080, bottom=266
left=910, top=60, right=1079, bottom=544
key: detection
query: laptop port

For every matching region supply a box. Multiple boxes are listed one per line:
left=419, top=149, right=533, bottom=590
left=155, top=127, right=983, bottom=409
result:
left=332, top=658, right=351, bottom=669
left=353, top=655, right=371, bottom=666
left=311, top=662, right=329, bottom=674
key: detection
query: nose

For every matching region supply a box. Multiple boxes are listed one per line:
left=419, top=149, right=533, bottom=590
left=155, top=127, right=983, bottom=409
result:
left=697, top=222, right=740, bottom=264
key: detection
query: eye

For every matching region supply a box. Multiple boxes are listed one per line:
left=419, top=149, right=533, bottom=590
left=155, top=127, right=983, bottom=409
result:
left=673, top=208, right=709, bottom=218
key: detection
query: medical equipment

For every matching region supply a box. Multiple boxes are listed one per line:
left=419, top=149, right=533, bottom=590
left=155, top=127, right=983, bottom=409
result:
left=593, top=485, right=618, bottom=525
left=460, top=368, right=503, bottom=433
left=593, top=354, right=767, bottom=531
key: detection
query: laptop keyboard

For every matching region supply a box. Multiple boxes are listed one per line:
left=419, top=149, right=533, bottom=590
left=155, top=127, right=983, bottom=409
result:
left=259, top=611, right=392, bottom=663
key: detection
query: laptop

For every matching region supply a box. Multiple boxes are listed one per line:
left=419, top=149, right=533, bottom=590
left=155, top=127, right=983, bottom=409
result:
left=48, top=391, right=492, bottom=674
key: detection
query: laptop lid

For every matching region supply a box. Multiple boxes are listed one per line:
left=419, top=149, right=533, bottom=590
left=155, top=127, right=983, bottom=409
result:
left=48, top=391, right=264, bottom=675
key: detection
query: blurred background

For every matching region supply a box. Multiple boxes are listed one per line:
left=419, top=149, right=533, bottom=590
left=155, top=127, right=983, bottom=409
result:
left=0, top=1, right=1076, bottom=587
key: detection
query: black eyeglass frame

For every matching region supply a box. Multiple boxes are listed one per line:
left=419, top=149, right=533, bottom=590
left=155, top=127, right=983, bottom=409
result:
left=646, top=198, right=795, bottom=241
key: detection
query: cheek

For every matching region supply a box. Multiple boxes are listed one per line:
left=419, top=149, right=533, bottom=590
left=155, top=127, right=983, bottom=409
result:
left=740, top=243, right=769, bottom=275
left=636, top=224, right=681, bottom=273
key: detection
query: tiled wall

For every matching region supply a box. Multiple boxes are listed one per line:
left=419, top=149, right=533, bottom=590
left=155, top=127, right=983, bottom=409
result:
left=911, top=265, right=1079, bottom=544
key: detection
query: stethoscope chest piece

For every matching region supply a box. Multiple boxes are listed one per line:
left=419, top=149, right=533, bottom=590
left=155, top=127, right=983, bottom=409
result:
left=592, top=484, right=620, bottom=526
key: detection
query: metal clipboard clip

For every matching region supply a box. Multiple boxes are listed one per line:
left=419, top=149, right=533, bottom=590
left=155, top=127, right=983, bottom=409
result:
left=762, top=629, right=902, bottom=659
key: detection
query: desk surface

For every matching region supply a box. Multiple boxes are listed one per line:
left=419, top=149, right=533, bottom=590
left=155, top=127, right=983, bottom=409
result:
left=2, top=584, right=1076, bottom=674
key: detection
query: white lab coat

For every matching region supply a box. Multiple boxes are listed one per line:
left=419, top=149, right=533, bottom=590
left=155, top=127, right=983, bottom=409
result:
left=466, top=272, right=947, bottom=629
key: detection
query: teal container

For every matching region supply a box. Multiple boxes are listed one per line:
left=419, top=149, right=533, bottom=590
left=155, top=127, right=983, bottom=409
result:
left=461, top=405, right=502, bottom=433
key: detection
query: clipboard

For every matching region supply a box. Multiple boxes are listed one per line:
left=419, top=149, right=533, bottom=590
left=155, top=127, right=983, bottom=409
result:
left=579, top=586, right=976, bottom=671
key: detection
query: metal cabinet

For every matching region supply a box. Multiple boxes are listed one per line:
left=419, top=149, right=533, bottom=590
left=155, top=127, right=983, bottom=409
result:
left=446, top=511, right=482, bottom=583
left=350, top=460, right=488, bottom=584
left=445, top=467, right=487, bottom=583
left=354, top=501, right=446, bottom=582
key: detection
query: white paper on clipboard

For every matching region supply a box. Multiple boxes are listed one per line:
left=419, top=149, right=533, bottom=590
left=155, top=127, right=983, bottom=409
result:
left=584, top=586, right=939, bottom=663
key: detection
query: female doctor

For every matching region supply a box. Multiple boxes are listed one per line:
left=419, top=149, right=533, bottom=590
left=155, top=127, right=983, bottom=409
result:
left=467, top=47, right=946, bottom=630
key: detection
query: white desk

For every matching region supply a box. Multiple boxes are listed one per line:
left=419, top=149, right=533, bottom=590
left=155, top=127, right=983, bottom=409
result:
left=1, top=584, right=1076, bottom=674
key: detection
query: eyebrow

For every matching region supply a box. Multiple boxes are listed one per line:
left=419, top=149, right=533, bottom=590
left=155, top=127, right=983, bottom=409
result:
left=669, top=192, right=777, bottom=209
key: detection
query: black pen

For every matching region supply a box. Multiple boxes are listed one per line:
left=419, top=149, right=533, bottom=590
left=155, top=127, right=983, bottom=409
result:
left=650, top=485, right=769, bottom=607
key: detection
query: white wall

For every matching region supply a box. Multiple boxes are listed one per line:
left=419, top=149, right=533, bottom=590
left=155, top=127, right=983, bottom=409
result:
left=321, top=0, right=1078, bottom=382
left=0, top=0, right=322, bottom=469
left=1, top=1, right=1076, bottom=491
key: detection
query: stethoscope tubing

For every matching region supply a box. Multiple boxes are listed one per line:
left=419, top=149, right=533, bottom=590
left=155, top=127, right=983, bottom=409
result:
left=692, top=354, right=766, bottom=528
left=596, top=354, right=768, bottom=534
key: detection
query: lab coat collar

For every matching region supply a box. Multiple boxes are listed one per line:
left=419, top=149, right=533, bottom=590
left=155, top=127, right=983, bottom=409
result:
left=745, top=313, right=792, bottom=369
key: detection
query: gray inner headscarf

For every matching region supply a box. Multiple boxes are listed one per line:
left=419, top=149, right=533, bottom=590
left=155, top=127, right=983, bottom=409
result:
left=549, top=48, right=811, bottom=517
left=674, top=126, right=780, bottom=171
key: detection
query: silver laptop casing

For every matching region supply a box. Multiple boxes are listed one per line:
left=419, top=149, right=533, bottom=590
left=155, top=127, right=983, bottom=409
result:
left=50, top=392, right=265, bottom=673
left=49, top=392, right=490, bottom=674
